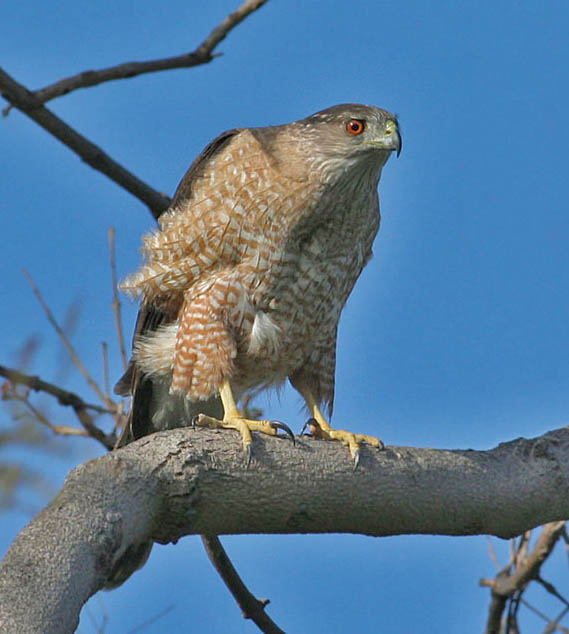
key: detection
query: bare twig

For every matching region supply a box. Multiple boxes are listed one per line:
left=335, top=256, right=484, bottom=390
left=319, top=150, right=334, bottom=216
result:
left=516, top=531, right=531, bottom=567
left=22, top=270, right=115, bottom=410
left=536, top=576, right=569, bottom=608
left=0, top=365, right=111, bottom=415
left=0, top=68, right=171, bottom=218
left=4, top=5, right=284, bottom=631
left=8, top=392, right=88, bottom=439
left=72, top=406, right=116, bottom=450
left=506, top=591, right=522, bottom=634
left=487, top=537, right=501, bottom=570
left=482, top=522, right=566, bottom=594
left=29, top=0, right=268, bottom=104
left=1, top=365, right=116, bottom=450
left=201, top=535, right=284, bottom=634
left=108, top=228, right=128, bottom=370
left=481, top=522, right=567, bottom=634
left=126, top=604, right=175, bottom=634
left=101, top=342, right=110, bottom=397
left=520, top=599, right=569, bottom=634
left=196, top=0, right=268, bottom=58
left=0, top=1, right=268, bottom=218
left=542, top=605, right=569, bottom=634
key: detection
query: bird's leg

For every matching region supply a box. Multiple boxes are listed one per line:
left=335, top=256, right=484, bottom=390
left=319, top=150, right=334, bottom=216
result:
left=192, top=380, right=294, bottom=462
left=296, top=384, right=383, bottom=467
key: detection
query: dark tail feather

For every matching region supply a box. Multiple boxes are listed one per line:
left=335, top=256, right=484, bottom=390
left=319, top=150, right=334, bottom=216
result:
left=105, top=366, right=156, bottom=588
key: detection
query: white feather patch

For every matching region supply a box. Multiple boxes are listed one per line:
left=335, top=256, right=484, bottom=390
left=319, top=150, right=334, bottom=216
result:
left=133, top=323, right=177, bottom=376
left=248, top=311, right=282, bottom=355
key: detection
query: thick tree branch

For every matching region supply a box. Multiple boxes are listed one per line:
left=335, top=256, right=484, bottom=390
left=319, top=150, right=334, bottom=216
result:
left=31, top=0, right=268, bottom=104
left=2, top=426, right=569, bottom=633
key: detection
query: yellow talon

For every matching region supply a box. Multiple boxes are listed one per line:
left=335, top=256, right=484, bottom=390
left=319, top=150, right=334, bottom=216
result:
left=296, top=384, right=383, bottom=466
left=193, top=380, right=294, bottom=461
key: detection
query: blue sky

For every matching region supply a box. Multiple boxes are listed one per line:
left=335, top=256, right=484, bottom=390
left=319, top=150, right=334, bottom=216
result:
left=2, top=1, right=569, bottom=631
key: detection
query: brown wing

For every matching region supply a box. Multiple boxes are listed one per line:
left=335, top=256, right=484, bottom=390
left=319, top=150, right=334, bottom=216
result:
left=114, top=129, right=241, bottom=446
left=171, top=128, right=241, bottom=205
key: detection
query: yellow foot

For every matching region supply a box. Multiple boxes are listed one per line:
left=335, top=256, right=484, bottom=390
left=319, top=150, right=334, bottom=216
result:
left=193, top=413, right=294, bottom=463
left=192, top=380, right=294, bottom=464
left=301, top=417, right=383, bottom=468
left=293, top=383, right=383, bottom=469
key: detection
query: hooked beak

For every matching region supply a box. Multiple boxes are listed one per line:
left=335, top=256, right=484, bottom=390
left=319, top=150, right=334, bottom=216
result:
left=382, top=119, right=402, bottom=157
left=393, top=128, right=402, bottom=157
left=367, top=119, right=402, bottom=157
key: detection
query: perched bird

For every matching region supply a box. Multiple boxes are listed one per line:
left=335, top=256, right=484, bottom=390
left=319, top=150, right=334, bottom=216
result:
left=116, top=103, right=401, bottom=463
left=108, top=104, right=400, bottom=588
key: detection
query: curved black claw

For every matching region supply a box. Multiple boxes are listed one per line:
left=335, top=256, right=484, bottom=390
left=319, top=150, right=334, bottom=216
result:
left=353, top=449, right=361, bottom=472
left=300, top=417, right=319, bottom=437
left=246, top=444, right=253, bottom=468
left=191, top=415, right=199, bottom=429
left=270, top=421, right=295, bottom=445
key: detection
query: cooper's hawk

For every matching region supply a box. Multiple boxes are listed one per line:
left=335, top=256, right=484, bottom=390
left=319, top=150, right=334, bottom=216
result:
left=107, top=104, right=400, bottom=588
left=117, top=103, right=400, bottom=461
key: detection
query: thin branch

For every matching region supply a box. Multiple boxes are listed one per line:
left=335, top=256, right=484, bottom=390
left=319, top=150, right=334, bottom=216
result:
left=101, top=342, right=110, bottom=397
left=108, top=228, right=128, bottom=370
left=0, top=365, right=111, bottom=415
left=515, top=531, right=531, bottom=567
left=482, top=579, right=508, bottom=632
left=487, top=537, right=502, bottom=570
left=0, top=1, right=268, bottom=218
left=0, top=365, right=116, bottom=450
left=201, top=535, right=284, bottom=634
left=0, top=68, right=171, bottom=218
left=195, top=0, right=268, bottom=58
left=506, top=591, right=522, bottom=634
left=535, top=576, right=569, bottom=609
left=520, top=599, right=569, bottom=634
left=126, top=604, right=175, bottom=634
left=22, top=270, right=115, bottom=410
left=30, top=0, right=268, bottom=104
left=9, top=392, right=88, bottom=439
left=481, top=522, right=567, bottom=634
left=72, top=406, right=115, bottom=451
left=542, top=605, right=569, bottom=634
left=493, top=522, right=565, bottom=595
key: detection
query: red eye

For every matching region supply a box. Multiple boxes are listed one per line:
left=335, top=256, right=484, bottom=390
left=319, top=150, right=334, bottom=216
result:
left=346, top=119, right=365, bottom=135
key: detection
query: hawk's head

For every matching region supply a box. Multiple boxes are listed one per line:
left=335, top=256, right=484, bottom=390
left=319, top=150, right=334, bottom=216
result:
left=302, top=103, right=401, bottom=158
left=254, top=103, right=401, bottom=184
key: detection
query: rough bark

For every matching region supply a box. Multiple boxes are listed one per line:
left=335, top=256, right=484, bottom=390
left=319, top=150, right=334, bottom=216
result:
left=2, top=426, right=569, bottom=633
